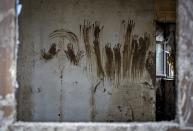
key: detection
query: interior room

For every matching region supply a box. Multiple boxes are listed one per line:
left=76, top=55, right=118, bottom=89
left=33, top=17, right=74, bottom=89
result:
left=16, top=0, right=176, bottom=122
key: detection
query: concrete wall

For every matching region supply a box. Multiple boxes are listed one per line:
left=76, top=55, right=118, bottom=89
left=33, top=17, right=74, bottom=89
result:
left=1, top=0, right=193, bottom=130
left=17, top=0, right=155, bottom=122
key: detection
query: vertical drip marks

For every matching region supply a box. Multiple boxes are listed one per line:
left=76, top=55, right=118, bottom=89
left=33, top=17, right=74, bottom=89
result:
left=146, top=51, right=155, bottom=86
left=81, top=20, right=105, bottom=78
left=79, top=20, right=152, bottom=81
left=131, top=35, right=140, bottom=79
left=93, top=22, right=105, bottom=78
left=113, top=43, right=121, bottom=81
left=105, top=44, right=114, bottom=79
left=81, top=21, right=92, bottom=58
left=131, top=33, right=151, bottom=79
left=65, top=43, right=77, bottom=65
left=122, top=20, right=135, bottom=77
left=59, top=80, right=64, bottom=122
left=43, top=21, right=153, bottom=83
left=91, top=84, right=96, bottom=121
left=65, top=43, right=84, bottom=65
left=94, top=21, right=101, bottom=39
left=119, top=19, right=151, bottom=80
left=138, top=33, right=151, bottom=75
left=91, top=81, right=101, bottom=121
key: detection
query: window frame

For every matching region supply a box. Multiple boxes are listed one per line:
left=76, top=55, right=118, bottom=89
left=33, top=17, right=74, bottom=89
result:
left=1, top=0, right=193, bottom=130
left=156, top=35, right=175, bottom=79
left=156, top=41, right=166, bottom=77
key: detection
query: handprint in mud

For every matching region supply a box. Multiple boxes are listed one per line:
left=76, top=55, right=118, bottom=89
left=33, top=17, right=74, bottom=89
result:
left=80, top=20, right=152, bottom=82
left=41, top=29, right=83, bottom=66
left=42, top=20, right=153, bottom=83
left=41, top=43, right=60, bottom=60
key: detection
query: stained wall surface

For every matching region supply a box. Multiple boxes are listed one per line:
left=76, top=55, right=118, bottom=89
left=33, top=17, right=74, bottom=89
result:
left=17, top=0, right=155, bottom=122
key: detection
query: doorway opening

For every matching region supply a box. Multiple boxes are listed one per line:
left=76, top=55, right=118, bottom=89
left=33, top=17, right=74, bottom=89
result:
left=156, top=22, right=176, bottom=121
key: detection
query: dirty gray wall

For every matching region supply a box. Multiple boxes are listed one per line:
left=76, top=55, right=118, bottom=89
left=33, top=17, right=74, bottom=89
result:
left=17, top=0, right=155, bottom=122
left=2, top=0, right=193, bottom=130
